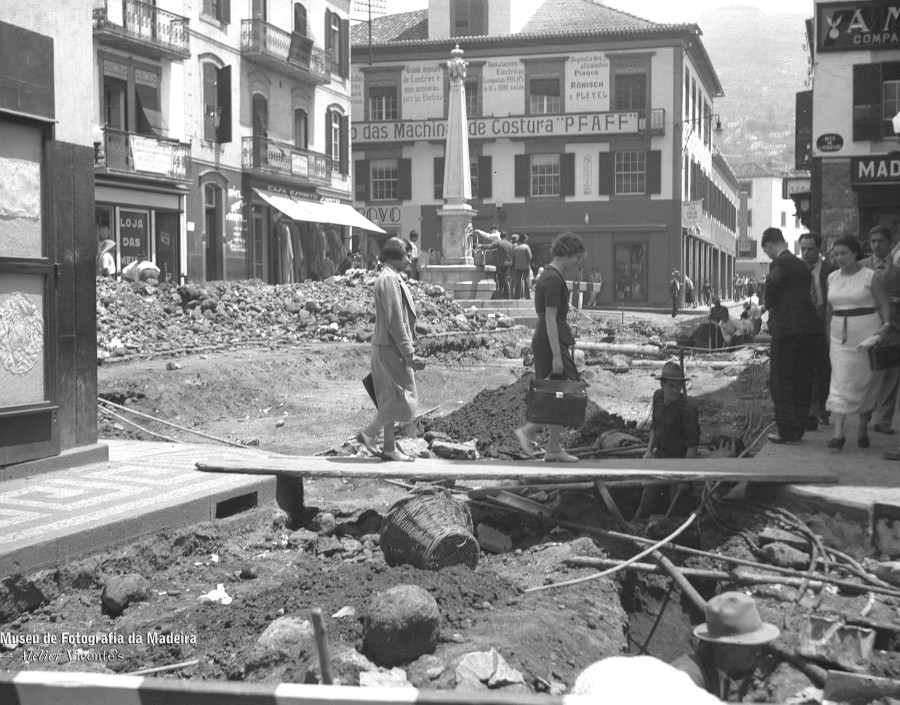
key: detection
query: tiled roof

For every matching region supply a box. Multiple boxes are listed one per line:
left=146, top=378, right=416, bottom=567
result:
left=350, top=9, right=428, bottom=46
left=521, top=0, right=667, bottom=35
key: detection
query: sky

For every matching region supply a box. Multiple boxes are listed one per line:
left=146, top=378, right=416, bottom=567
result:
left=384, top=0, right=816, bottom=30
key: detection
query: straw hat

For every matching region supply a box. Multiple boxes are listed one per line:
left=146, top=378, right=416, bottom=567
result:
left=653, top=360, right=689, bottom=382
left=694, top=592, right=780, bottom=645
left=99, top=239, right=116, bottom=256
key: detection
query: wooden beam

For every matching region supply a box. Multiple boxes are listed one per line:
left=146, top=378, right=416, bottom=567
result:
left=196, top=456, right=838, bottom=485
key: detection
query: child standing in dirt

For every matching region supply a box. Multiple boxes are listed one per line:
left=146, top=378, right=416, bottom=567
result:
left=356, top=238, right=426, bottom=462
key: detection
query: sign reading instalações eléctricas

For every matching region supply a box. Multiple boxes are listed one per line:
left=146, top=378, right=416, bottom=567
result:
left=351, top=112, right=639, bottom=144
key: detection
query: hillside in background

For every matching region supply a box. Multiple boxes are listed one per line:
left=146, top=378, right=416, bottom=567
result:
left=698, top=6, right=810, bottom=173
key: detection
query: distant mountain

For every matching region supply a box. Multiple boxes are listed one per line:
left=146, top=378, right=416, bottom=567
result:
left=697, top=6, right=810, bottom=173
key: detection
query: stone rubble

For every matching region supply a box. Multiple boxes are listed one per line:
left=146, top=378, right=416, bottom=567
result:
left=96, top=272, right=507, bottom=361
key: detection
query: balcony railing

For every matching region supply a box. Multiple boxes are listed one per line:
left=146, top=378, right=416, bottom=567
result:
left=242, top=136, right=349, bottom=191
left=93, top=0, right=190, bottom=60
left=95, top=127, right=190, bottom=182
left=240, top=19, right=331, bottom=84
left=639, top=108, right=666, bottom=135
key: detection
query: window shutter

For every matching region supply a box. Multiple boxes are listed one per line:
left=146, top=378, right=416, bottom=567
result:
left=597, top=152, right=614, bottom=195
left=478, top=156, right=492, bottom=199
left=340, top=18, right=350, bottom=79
left=222, top=0, right=230, bottom=24
left=324, top=9, right=332, bottom=56
left=355, top=159, right=369, bottom=201
left=216, top=65, right=232, bottom=143
left=514, top=154, right=528, bottom=197
left=434, top=157, right=445, bottom=200
left=647, top=150, right=661, bottom=194
left=561, top=153, right=575, bottom=196
left=340, top=115, right=348, bottom=174
left=202, top=63, right=217, bottom=141
left=853, top=63, right=883, bottom=141
left=398, top=159, right=412, bottom=200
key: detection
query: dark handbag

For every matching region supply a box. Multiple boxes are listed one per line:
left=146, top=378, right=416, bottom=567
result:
left=525, top=375, right=588, bottom=427
left=362, top=373, right=378, bottom=408
left=868, top=339, right=900, bottom=370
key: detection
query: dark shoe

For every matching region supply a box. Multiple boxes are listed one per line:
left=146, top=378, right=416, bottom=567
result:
left=858, top=436, right=871, bottom=448
left=874, top=423, right=895, bottom=435
left=767, top=433, right=797, bottom=444
left=827, top=437, right=845, bottom=450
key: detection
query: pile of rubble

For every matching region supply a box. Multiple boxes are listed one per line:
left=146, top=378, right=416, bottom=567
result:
left=96, top=271, right=513, bottom=361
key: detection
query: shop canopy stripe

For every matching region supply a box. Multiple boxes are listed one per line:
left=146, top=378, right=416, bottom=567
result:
left=252, top=188, right=385, bottom=234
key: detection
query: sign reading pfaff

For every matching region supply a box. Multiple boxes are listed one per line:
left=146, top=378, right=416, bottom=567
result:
left=351, top=112, right=639, bottom=144
left=817, top=1, right=900, bottom=51
left=851, top=156, right=900, bottom=183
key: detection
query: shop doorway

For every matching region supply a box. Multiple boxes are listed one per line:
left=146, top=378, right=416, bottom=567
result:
left=205, top=183, right=223, bottom=280
left=155, top=211, right=180, bottom=283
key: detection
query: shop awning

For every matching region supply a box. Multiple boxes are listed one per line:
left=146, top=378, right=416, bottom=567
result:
left=253, top=189, right=385, bottom=234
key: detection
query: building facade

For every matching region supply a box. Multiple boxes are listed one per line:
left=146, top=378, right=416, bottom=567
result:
left=350, top=0, right=738, bottom=305
left=1, top=4, right=101, bottom=471
left=733, top=166, right=807, bottom=279
left=93, top=0, right=367, bottom=285
left=808, top=0, right=900, bottom=248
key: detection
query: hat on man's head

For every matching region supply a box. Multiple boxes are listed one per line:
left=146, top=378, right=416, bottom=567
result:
left=654, top=360, right=689, bottom=382
left=99, top=239, right=116, bottom=256
left=511, top=234, right=520, bottom=242
left=409, top=230, right=419, bottom=239
left=694, top=592, right=780, bottom=645
left=712, top=295, right=721, bottom=304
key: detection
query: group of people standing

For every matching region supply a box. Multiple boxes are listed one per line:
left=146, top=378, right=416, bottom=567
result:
left=762, top=225, right=900, bottom=454
left=474, top=227, right=535, bottom=299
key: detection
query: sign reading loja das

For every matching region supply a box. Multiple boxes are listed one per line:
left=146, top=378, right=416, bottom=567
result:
left=352, top=111, right=639, bottom=144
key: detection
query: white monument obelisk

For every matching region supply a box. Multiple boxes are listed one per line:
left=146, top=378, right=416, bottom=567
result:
left=437, top=44, right=474, bottom=266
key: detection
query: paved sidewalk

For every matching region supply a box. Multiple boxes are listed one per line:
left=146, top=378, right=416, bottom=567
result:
left=0, top=440, right=275, bottom=577
left=767, top=415, right=900, bottom=516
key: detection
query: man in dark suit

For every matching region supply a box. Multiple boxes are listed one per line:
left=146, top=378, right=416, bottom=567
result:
left=761, top=227, right=820, bottom=443
left=864, top=226, right=900, bottom=436
left=798, top=232, right=836, bottom=429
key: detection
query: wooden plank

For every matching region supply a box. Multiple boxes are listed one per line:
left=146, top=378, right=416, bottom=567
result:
left=823, top=669, right=900, bottom=704
left=196, top=456, right=838, bottom=484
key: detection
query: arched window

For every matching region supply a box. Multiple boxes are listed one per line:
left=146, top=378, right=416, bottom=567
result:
left=294, top=3, right=307, bottom=35
left=326, top=106, right=347, bottom=174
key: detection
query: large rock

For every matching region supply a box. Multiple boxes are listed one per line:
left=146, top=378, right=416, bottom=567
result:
left=362, top=584, right=441, bottom=666
left=759, top=542, right=810, bottom=570
left=247, top=616, right=316, bottom=672
left=101, top=574, right=150, bottom=617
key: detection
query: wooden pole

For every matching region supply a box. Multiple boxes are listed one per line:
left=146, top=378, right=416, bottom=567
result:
left=311, top=608, right=333, bottom=685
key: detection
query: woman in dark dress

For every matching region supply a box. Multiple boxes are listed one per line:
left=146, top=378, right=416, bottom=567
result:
left=515, top=232, right=586, bottom=462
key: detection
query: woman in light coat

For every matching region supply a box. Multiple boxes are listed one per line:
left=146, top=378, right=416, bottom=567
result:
left=356, top=237, right=425, bottom=461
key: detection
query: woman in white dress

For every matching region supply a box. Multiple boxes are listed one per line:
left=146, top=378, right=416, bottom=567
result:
left=826, top=235, right=891, bottom=450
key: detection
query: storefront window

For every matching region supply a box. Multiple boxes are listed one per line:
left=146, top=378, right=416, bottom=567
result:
left=613, top=241, right=648, bottom=302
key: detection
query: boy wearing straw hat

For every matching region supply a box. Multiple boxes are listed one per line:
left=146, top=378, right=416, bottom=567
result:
left=671, top=591, right=780, bottom=701
left=644, top=360, right=700, bottom=460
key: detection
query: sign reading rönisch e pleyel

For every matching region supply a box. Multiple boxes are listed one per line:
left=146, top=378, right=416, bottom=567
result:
left=351, top=112, right=639, bottom=144
left=817, top=1, right=900, bottom=51
left=851, top=156, right=900, bottom=183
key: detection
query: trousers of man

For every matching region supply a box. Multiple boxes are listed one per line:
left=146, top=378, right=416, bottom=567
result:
left=872, top=367, right=900, bottom=428
left=497, top=265, right=511, bottom=298
left=770, top=333, right=817, bottom=439
left=513, top=269, right=530, bottom=299
left=671, top=296, right=678, bottom=318
left=808, top=321, right=831, bottom=419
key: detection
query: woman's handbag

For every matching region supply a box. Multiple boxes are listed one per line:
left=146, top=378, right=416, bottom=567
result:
left=525, top=375, right=588, bottom=427
left=868, top=339, right=900, bottom=370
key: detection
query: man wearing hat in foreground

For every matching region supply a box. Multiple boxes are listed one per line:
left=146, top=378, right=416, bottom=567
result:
left=671, top=591, right=780, bottom=701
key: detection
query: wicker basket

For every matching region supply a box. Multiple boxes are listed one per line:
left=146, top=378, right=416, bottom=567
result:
left=380, top=486, right=480, bottom=570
